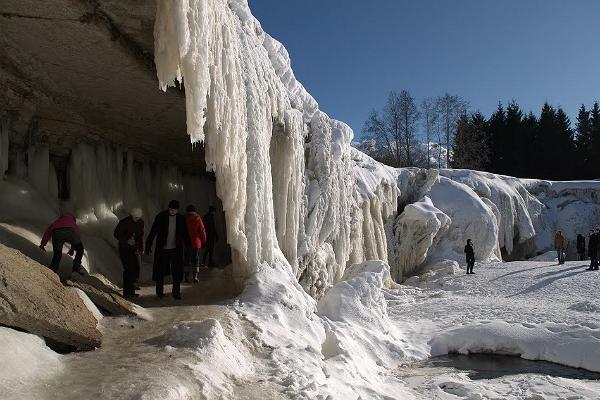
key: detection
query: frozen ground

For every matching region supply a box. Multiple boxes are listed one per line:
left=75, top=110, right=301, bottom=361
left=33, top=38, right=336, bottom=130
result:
left=387, top=259, right=600, bottom=399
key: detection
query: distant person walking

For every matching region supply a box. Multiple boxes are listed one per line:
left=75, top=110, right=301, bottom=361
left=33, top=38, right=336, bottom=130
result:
left=184, top=204, right=206, bottom=283
left=114, top=208, right=144, bottom=298
left=39, top=212, right=86, bottom=275
left=588, top=229, right=599, bottom=271
left=464, top=239, right=475, bottom=274
left=145, top=200, right=191, bottom=300
left=202, top=206, right=219, bottom=268
left=576, top=233, right=586, bottom=261
left=554, top=231, right=566, bottom=265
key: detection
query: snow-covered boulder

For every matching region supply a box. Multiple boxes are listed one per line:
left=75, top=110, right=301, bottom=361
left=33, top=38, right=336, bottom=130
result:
left=0, top=243, right=101, bottom=351
left=393, top=196, right=450, bottom=281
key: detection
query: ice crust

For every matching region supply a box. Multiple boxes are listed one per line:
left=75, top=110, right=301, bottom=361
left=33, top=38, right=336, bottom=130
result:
left=429, top=320, right=600, bottom=373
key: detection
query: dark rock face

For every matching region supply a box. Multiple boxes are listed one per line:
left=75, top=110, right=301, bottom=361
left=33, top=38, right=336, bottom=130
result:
left=0, top=0, right=202, bottom=172
left=0, top=243, right=102, bottom=351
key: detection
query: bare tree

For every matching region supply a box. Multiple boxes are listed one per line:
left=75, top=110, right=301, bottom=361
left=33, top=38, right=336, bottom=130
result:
left=435, top=93, right=469, bottom=168
left=398, top=90, right=420, bottom=166
left=421, top=97, right=437, bottom=168
left=362, top=91, right=421, bottom=167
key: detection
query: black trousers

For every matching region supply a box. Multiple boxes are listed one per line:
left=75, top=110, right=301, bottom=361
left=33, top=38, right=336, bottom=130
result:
left=50, top=228, right=84, bottom=272
left=156, top=249, right=182, bottom=297
left=202, top=239, right=215, bottom=266
left=119, top=247, right=140, bottom=296
left=466, top=259, right=475, bottom=273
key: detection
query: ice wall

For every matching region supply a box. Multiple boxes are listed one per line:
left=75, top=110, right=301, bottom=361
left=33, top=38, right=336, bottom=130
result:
left=154, top=0, right=381, bottom=294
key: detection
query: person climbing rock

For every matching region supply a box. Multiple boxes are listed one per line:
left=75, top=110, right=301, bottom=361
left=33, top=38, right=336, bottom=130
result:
left=464, top=239, right=475, bottom=274
left=202, top=205, right=219, bottom=268
left=145, top=200, right=191, bottom=300
left=554, top=231, right=566, bottom=265
left=184, top=204, right=206, bottom=283
left=39, top=212, right=86, bottom=275
left=114, top=208, right=144, bottom=298
left=576, top=233, right=586, bottom=261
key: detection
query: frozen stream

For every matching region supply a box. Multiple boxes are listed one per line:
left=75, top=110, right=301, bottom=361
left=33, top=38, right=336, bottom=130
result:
left=387, top=260, right=600, bottom=399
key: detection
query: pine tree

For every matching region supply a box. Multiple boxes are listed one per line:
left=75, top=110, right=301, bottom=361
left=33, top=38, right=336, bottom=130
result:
left=554, top=107, right=575, bottom=180
left=451, top=112, right=490, bottom=171
left=504, top=101, right=524, bottom=176
left=574, top=105, right=592, bottom=176
left=487, top=103, right=506, bottom=174
left=589, top=102, right=600, bottom=178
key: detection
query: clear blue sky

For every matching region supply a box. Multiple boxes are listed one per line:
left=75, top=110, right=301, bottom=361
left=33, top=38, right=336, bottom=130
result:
left=248, top=0, right=600, bottom=139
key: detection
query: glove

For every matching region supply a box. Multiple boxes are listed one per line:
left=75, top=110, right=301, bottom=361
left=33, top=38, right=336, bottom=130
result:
left=67, top=248, right=74, bottom=256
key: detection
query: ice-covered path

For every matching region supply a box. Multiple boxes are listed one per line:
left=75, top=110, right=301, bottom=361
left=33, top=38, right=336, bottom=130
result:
left=3, top=280, right=290, bottom=400
left=388, top=260, right=600, bottom=399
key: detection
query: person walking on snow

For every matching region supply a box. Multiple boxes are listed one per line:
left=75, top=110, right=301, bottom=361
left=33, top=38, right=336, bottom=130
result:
left=554, top=231, right=566, bottom=265
left=145, top=200, right=191, bottom=300
left=588, top=229, right=600, bottom=271
left=114, top=208, right=144, bottom=298
left=39, top=212, right=86, bottom=275
left=464, top=239, right=475, bottom=274
left=202, top=206, right=219, bottom=268
left=576, top=233, right=586, bottom=261
left=184, top=204, right=206, bottom=283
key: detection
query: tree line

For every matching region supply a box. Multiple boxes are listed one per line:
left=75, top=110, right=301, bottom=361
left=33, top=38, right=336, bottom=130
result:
left=453, top=101, right=600, bottom=180
left=359, top=90, right=600, bottom=180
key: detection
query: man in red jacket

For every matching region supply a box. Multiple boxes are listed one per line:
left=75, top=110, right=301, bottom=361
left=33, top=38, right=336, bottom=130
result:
left=184, top=204, right=206, bottom=283
left=39, top=212, right=86, bottom=275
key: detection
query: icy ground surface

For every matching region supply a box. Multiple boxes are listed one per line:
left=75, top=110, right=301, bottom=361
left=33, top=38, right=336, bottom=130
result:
left=388, top=260, right=600, bottom=399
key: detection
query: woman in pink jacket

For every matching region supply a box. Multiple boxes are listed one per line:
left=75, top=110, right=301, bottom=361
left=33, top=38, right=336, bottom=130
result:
left=39, top=213, right=86, bottom=275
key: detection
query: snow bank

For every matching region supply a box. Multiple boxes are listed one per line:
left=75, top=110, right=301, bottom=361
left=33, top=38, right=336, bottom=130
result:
left=0, top=327, right=62, bottom=393
left=430, top=320, right=600, bottom=372
left=317, top=260, right=415, bottom=398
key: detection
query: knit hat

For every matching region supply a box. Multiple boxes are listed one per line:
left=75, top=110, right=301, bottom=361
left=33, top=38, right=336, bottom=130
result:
left=131, top=208, right=143, bottom=218
left=186, top=204, right=196, bottom=213
left=168, top=200, right=180, bottom=210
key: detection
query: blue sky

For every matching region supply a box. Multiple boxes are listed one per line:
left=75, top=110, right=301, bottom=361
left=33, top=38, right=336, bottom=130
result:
left=248, top=0, right=600, bottom=139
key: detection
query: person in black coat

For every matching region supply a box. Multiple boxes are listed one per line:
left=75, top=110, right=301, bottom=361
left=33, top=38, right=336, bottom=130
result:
left=202, top=205, right=219, bottom=268
left=576, top=233, right=586, bottom=261
left=464, top=239, right=475, bottom=274
left=589, top=229, right=599, bottom=271
left=145, top=200, right=191, bottom=299
left=114, top=208, right=144, bottom=298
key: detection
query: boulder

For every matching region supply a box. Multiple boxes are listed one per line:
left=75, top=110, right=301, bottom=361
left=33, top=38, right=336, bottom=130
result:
left=0, top=243, right=102, bottom=351
left=66, top=274, right=142, bottom=318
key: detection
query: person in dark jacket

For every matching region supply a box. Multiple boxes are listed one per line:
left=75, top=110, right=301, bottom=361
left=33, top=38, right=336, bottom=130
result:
left=576, top=233, right=586, bottom=261
left=202, top=206, right=219, bottom=268
left=464, top=239, right=475, bottom=274
left=145, top=200, right=191, bottom=299
left=39, top=212, right=85, bottom=275
left=184, top=204, right=207, bottom=283
left=114, top=208, right=144, bottom=298
left=588, top=229, right=598, bottom=271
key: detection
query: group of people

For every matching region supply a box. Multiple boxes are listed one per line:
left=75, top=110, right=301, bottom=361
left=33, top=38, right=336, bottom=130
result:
left=577, top=229, right=600, bottom=271
left=461, top=230, right=600, bottom=274
left=39, top=200, right=220, bottom=300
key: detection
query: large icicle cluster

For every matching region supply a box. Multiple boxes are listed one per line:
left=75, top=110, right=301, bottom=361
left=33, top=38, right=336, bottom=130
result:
left=154, top=0, right=378, bottom=294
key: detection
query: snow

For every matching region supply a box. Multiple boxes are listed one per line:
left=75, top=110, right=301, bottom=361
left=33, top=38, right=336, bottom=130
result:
left=0, top=327, right=63, bottom=398
left=2, top=0, right=600, bottom=399
left=387, top=259, right=600, bottom=399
